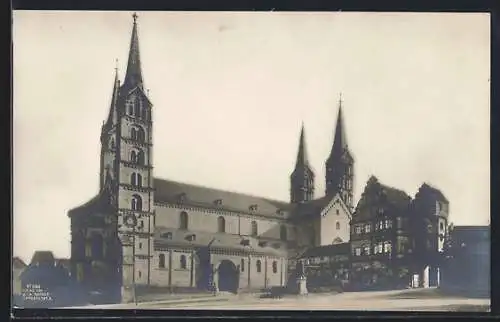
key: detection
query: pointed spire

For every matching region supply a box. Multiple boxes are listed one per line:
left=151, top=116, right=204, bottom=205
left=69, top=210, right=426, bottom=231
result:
left=295, top=123, right=310, bottom=169
left=102, top=67, right=120, bottom=135
left=123, top=12, right=143, bottom=90
left=331, top=93, right=348, bottom=157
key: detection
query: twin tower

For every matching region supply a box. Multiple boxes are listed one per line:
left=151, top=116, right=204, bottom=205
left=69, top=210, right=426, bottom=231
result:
left=290, top=99, right=355, bottom=211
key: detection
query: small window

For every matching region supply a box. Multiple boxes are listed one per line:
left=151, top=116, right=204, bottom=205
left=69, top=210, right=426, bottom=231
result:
left=159, top=254, right=165, bottom=268
left=336, top=209, right=340, bottom=215
left=336, top=222, right=340, bottom=230
left=217, top=216, right=226, bottom=233
left=439, top=222, right=444, bottom=231
left=138, top=271, right=142, bottom=278
left=363, top=245, right=370, bottom=255
left=131, top=194, right=142, bottom=211
left=137, top=151, right=145, bottom=165
left=241, top=259, right=245, bottom=272
left=180, top=255, right=187, bottom=269
left=355, top=248, right=361, bottom=256
left=384, top=241, right=392, bottom=254
left=272, top=261, right=278, bottom=274
left=179, top=212, right=189, bottom=230
left=364, top=224, right=371, bottom=233
left=130, top=151, right=137, bottom=163
left=138, top=242, right=142, bottom=249
left=256, top=260, right=262, bottom=273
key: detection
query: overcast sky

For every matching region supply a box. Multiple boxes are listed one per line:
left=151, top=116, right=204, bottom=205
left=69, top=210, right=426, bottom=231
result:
left=13, top=11, right=490, bottom=263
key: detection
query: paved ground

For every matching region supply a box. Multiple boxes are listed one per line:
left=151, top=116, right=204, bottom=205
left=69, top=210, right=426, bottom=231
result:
left=139, top=288, right=490, bottom=311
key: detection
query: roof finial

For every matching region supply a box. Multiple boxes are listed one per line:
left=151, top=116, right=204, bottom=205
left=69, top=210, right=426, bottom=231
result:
left=132, top=12, right=138, bottom=24
left=115, top=58, right=119, bottom=72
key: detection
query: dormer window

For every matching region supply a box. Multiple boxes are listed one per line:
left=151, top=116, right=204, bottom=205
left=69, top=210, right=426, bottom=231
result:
left=161, top=232, right=172, bottom=240
left=249, top=204, right=258, bottom=212
left=177, top=193, right=187, bottom=203
left=258, top=241, right=268, bottom=247
left=214, top=199, right=223, bottom=206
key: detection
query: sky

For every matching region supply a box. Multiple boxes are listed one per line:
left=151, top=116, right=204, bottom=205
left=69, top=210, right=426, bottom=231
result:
left=13, top=11, right=490, bottom=263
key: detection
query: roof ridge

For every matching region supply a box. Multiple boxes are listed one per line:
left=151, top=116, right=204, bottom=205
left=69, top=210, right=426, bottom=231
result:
left=153, top=177, right=290, bottom=205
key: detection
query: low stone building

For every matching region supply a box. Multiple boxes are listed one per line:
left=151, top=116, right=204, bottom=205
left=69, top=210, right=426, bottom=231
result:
left=299, top=242, right=350, bottom=291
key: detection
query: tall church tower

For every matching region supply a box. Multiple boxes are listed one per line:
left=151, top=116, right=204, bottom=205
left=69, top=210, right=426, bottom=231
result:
left=290, top=124, right=315, bottom=203
left=325, top=95, right=354, bottom=210
left=100, top=13, right=155, bottom=302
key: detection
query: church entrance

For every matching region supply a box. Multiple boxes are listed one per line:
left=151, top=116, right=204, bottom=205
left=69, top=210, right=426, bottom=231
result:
left=217, top=260, right=239, bottom=293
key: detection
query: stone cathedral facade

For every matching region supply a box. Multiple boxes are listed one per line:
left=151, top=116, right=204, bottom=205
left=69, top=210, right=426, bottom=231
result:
left=68, top=15, right=354, bottom=303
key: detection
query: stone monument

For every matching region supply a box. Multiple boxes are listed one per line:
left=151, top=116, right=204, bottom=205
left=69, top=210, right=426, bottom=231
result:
left=295, top=260, right=308, bottom=295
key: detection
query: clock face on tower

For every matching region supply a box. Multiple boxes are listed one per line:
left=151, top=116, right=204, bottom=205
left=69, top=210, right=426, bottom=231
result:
left=124, top=214, right=137, bottom=228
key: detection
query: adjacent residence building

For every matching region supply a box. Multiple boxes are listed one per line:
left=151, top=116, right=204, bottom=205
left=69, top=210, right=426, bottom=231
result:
left=349, top=176, right=413, bottom=289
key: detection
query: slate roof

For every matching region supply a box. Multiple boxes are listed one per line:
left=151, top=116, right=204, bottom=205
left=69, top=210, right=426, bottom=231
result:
left=299, top=243, right=351, bottom=258
left=67, top=189, right=114, bottom=217
left=153, top=178, right=293, bottom=218
left=30, top=251, right=55, bottom=266
left=154, top=226, right=288, bottom=257
left=451, top=225, right=490, bottom=243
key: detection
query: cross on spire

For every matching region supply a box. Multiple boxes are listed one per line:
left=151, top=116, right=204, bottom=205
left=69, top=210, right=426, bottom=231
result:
left=132, top=12, right=138, bottom=23
left=339, top=92, right=343, bottom=106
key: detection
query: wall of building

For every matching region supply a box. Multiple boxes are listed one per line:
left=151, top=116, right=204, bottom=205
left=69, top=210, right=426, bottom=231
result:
left=149, top=248, right=286, bottom=290
left=319, top=196, right=351, bottom=246
left=154, top=204, right=292, bottom=241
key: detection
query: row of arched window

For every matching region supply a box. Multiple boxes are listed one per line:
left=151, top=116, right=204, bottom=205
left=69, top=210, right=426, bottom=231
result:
left=157, top=254, right=279, bottom=274
left=177, top=212, right=287, bottom=240
left=131, top=194, right=143, bottom=211
left=158, top=253, right=187, bottom=269
left=130, top=150, right=145, bottom=165
left=130, top=126, right=146, bottom=143
left=241, top=259, right=279, bottom=274
left=127, top=98, right=148, bottom=121
left=130, top=173, right=143, bottom=187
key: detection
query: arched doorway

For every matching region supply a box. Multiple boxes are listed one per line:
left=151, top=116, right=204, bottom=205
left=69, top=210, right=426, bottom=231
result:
left=217, top=260, right=239, bottom=293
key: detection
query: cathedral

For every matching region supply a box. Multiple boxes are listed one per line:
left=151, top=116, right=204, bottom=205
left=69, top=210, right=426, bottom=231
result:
left=67, top=14, right=355, bottom=303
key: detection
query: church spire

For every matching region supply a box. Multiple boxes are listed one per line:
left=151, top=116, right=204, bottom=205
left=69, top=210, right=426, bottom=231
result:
left=123, top=12, right=143, bottom=90
left=331, top=93, right=348, bottom=157
left=102, top=65, right=121, bottom=134
left=290, top=123, right=315, bottom=204
left=294, top=123, right=310, bottom=169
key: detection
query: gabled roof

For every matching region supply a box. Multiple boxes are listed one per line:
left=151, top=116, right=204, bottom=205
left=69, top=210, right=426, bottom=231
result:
left=291, top=192, right=352, bottom=222
left=291, top=195, right=331, bottom=220
left=320, top=193, right=352, bottom=220
left=299, top=242, right=350, bottom=258
left=13, top=257, right=27, bottom=269
left=67, top=189, right=113, bottom=218
left=153, top=178, right=293, bottom=218
left=417, top=183, right=449, bottom=203
left=154, top=226, right=288, bottom=257
left=355, top=176, right=411, bottom=214
left=30, top=251, right=55, bottom=266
